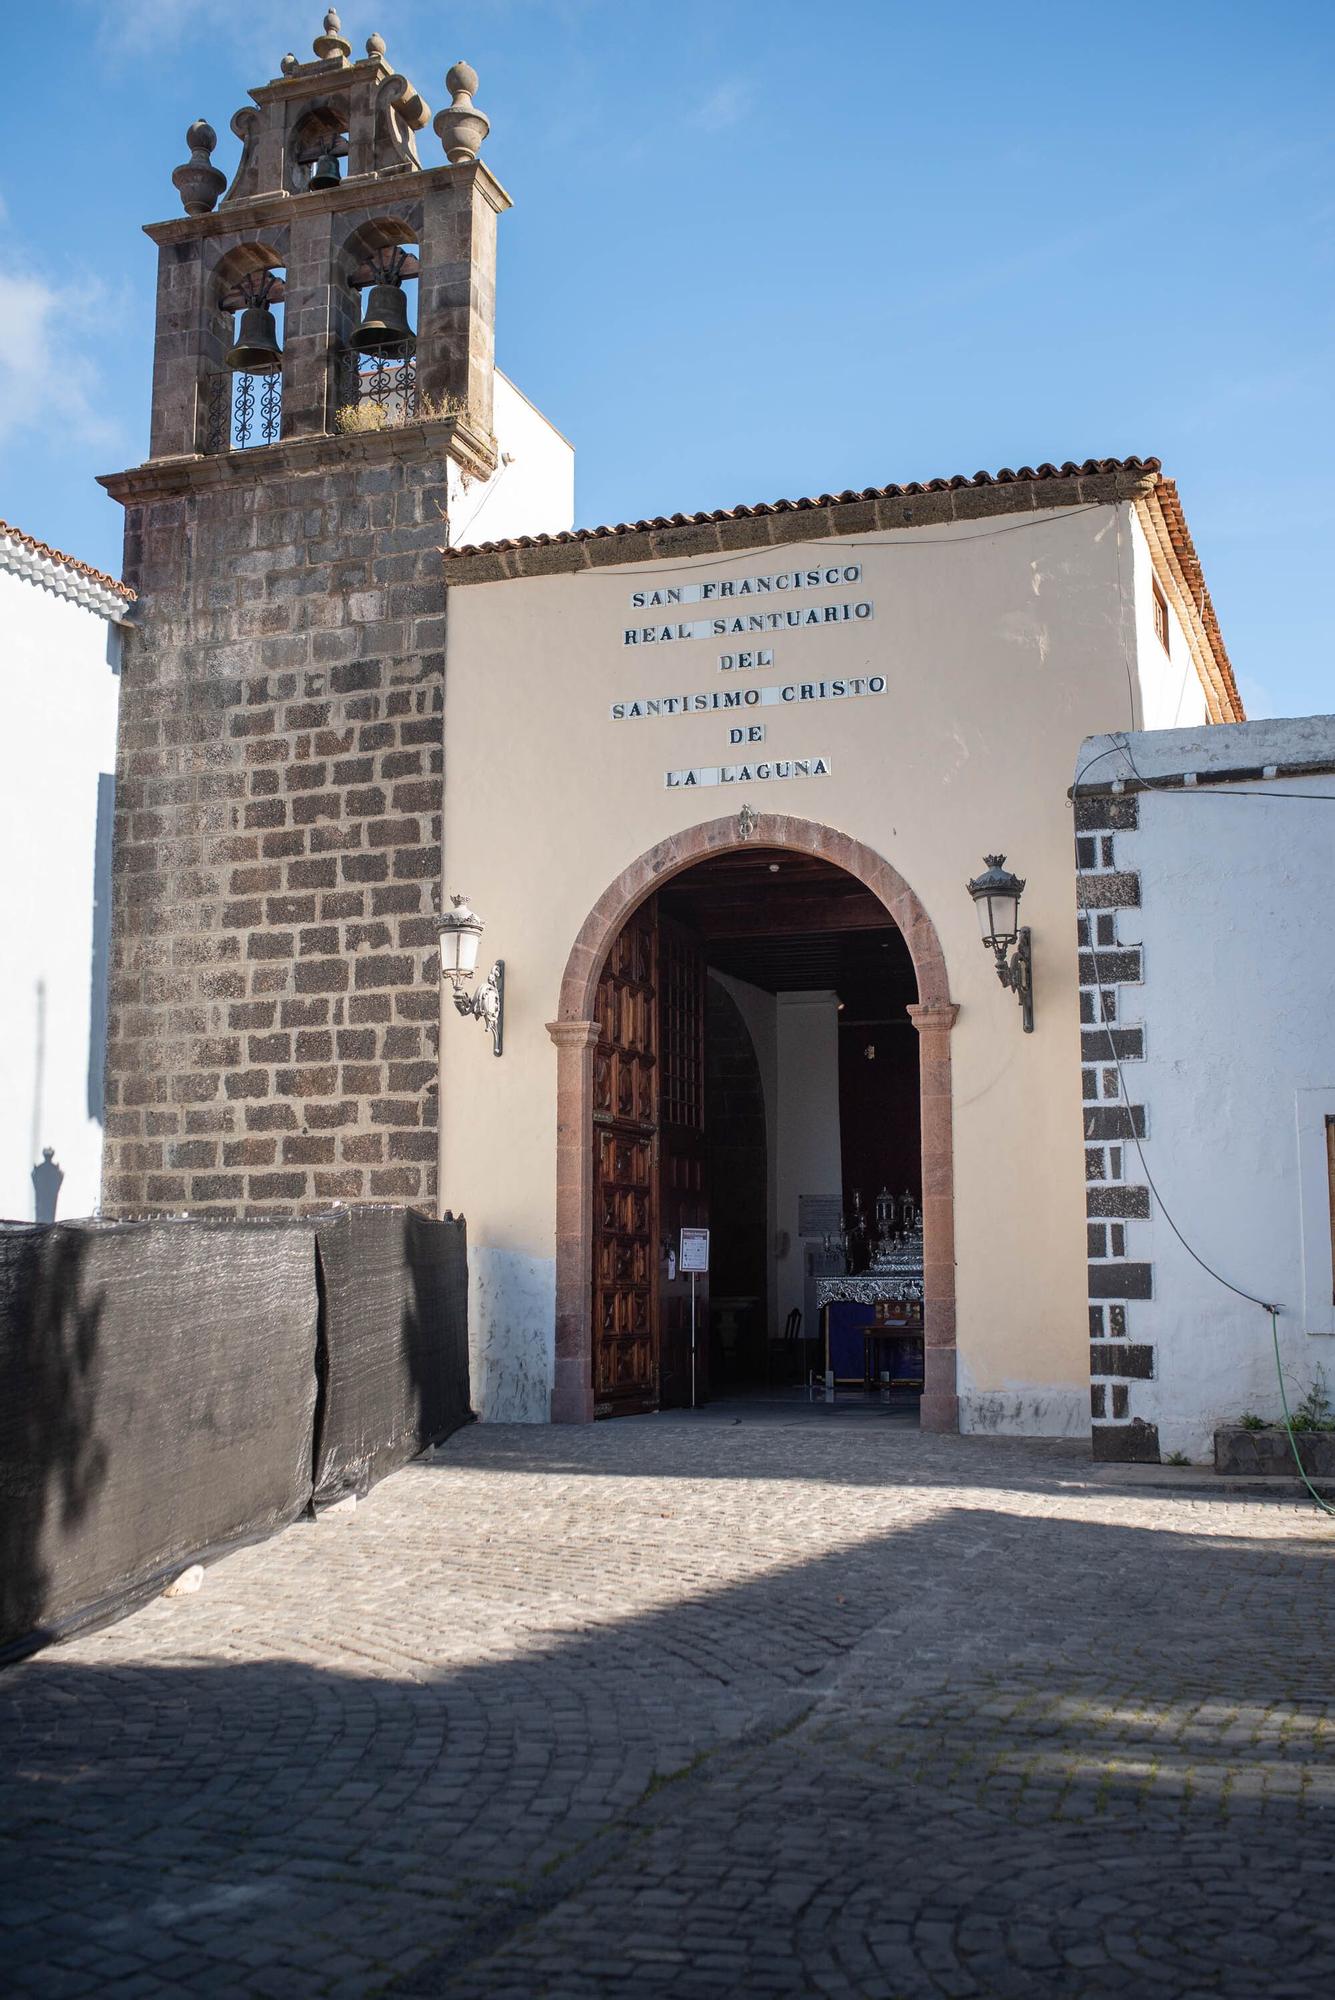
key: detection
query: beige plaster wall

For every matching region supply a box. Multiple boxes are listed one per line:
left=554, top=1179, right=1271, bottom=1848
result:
left=440, top=501, right=1158, bottom=1431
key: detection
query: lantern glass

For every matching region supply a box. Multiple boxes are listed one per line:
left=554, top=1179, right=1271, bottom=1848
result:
left=455, top=924, right=481, bottom=976
left=967, top=857, right=1025, bottom=951
left=980, top=888, right=1018, bottom=949
left=439, top=896, right=484, bottom=980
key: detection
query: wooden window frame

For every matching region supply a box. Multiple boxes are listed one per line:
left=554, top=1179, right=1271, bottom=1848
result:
left=1152, top=579, right=1171, bottom=654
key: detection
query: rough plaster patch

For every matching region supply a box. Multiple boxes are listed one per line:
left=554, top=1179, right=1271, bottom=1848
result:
left=468, top=1245, right=555, bottom=1423
left=957, top=1360, right=1090, bottom=1439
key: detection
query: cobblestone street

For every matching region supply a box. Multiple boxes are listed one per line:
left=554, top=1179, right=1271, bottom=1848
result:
left=2, top=1406, right=1334, bottom=1997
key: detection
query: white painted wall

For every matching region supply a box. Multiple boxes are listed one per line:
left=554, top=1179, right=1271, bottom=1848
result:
left=1075, top=716, right=1335, bottom=1461
left=774, top=992, right=843, bottom=1337
left=447, top=371, right=575, bottom=549
left=1129, top=510, right=1210, bottom=731
left=0, top=566, right=122, bottom=1220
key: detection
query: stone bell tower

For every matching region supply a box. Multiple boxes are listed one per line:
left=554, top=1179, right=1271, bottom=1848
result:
left=98, top=13, right=508, bottom=1219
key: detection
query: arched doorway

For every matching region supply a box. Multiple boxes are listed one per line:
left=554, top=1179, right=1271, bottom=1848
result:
left=547, top=812, right=958, bottom=1428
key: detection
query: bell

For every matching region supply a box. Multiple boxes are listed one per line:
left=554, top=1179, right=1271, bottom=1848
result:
left=349, top=281, right=414, bottom=357
left=225, top=303, right=282, bottom=375
left=308, top=148, right=341, bottom=191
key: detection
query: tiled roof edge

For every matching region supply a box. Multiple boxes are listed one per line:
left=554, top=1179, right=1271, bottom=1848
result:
left=0, top=518, right=135, bottom=615
left=443, top=457, right=1162, bottom=565
left=1138, top=480, right=1243, bottom=723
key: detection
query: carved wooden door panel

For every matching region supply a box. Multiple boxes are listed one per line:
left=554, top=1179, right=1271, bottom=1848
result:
left=591, top=900, right=659, bottom=1417
left=658, top=915, right=709, bottom=1409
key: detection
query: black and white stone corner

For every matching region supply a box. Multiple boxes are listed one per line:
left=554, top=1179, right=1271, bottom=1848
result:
left=1074, top=792, right=1159, bottom=1463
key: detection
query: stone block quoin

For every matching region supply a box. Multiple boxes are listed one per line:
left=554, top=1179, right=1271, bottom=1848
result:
left=1075, top=793, right=1157, bottom=1461
left=99, top=449, right=450, bottom=1219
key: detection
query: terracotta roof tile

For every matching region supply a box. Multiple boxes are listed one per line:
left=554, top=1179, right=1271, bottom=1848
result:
left=444, top=458, right=1162, bottom=559
left=1147, top=477, right=1241, bottom=722
left=0, top=518, right=135, bottom=602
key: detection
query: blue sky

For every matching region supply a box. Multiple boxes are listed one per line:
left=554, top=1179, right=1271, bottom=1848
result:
left=3, top=0, right=1332, bottom=717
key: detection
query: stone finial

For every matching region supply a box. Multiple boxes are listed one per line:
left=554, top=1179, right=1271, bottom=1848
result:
left=171, top=117, right=227, bottom=216
left=313, top=8, right=352, bottom=61
left=366, top=32, right=386, bottom=60
left=280, top=52, right=299, bottom=76
left=434, top=59, right=489, bottom=163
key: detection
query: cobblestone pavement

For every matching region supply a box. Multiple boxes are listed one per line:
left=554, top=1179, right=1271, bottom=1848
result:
left=3, top=1404, right=1334, bottom=1998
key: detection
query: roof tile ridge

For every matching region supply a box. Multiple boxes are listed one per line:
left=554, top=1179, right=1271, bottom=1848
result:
left=443, top=456, right=1163, bottom=561
left=0, top=517, right=135, bottom=600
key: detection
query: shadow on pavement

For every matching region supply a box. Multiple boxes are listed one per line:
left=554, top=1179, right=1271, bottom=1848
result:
left=1, top=1481, right=1332, bottom=1997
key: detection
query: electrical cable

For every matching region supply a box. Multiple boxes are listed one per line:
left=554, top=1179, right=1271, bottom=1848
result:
left=1139, top=787, right=1335, bottom=803
left=1089, top=1010, right=1335, bottom=1517
left=1074, top=738, right=1335, bottom=804
left=1093, top=1022, right=1277, bottom=1315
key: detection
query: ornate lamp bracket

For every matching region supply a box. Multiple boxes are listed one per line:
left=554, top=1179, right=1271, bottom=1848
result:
left=453, top=959, right=505, bottom=1057
left=993, top=929, right=1033, bottom=1033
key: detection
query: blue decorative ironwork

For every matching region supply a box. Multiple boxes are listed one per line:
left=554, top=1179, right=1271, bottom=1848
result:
left=259, top=370, right=282, bottom=443
left=233, top=370, right=256, bottom=447
left=339, top=348, right=418, bottom=427
left=205, top=368, right=283, bottom=452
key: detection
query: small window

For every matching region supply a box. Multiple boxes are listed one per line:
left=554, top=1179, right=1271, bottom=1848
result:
left=1152, top=580, right=1170, bottom=653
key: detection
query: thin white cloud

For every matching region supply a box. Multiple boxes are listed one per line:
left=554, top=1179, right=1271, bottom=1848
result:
left=0, top=270, right=122, bottom=453
left=87, top=0, right=309, bottom=64
left=694, top=81, right=752, bottom=134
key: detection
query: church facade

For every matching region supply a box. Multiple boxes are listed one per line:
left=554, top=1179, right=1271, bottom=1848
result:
left=439, top=469, right=1239, bottom=1444
left=97, top=19, right=1244, bottom=1458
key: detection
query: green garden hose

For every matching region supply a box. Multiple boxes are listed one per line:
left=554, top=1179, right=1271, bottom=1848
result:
left=1269, top=1307, right=1335, bottom=1517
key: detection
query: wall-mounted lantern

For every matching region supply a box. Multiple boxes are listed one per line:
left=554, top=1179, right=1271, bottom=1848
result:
left=966, top=855, right=1033, bottom=1032
left=437, top=894, right=504, bottom=1057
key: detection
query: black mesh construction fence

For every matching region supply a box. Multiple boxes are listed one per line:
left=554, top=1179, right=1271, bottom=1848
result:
left=0, top=1207, right=470, bottom=1659
left=311, top=1207, right=470, bottom=1508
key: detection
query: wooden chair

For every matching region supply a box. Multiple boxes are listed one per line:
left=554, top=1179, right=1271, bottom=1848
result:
left=766, top=1307, right=811, bottom=1388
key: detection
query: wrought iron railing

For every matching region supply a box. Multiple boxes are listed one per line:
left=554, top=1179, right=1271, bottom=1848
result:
left=335, top=349, right=419, bottom=432
left=205, top=370, right=283, bottom=453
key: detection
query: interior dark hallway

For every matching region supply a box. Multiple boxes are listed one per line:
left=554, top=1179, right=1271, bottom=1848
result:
left=593, top=847, right=923, bottom=1415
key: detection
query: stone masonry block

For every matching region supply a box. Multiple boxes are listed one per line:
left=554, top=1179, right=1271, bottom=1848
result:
left=1091, top=1418, right=1160, bottom=1463
left=1087, top=1186, right=1151, bottom=1219
left=102, top=451, right=447, bottom=1219
left=355, top=954, right=415, bottom=990
left=1088, top=1263, right=1153, bottom=1301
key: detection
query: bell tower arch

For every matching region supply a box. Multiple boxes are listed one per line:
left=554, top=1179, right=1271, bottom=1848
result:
left=97, top=13, right=508, bottom=1222
left=142, top=11, right=503, bottom=465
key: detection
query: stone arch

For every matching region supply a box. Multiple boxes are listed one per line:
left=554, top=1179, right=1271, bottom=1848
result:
left=211, top=240, right=289, bottom=297
left=287, top=101, right=350, bottom=195
left=338, top=210, right=422, bottom=269
left=547, top=811, right=960, bottom=1429
left=204, top=241, right=289, bottom=454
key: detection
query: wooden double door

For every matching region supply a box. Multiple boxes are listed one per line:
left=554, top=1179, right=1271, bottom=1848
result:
left=591, top=899, right=708, bottom=1417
